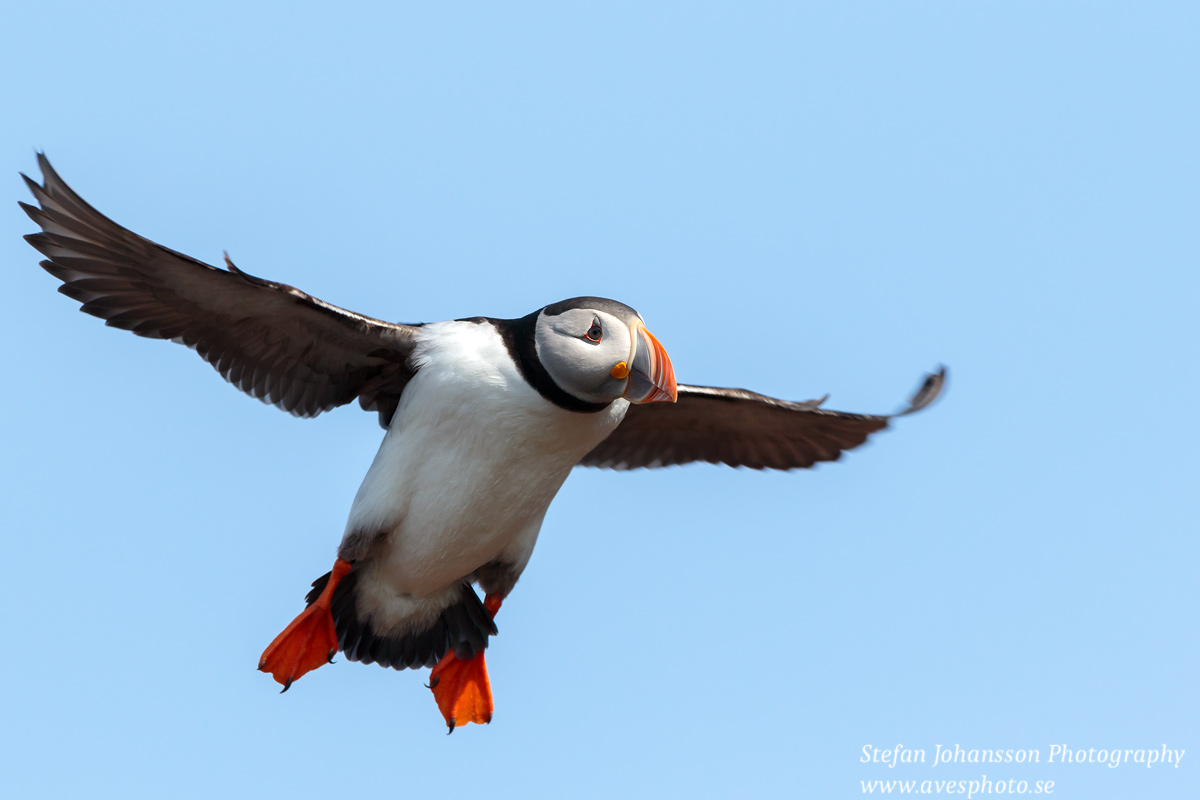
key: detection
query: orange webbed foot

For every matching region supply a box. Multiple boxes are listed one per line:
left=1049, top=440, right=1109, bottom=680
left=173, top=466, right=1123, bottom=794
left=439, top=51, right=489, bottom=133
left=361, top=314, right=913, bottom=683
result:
left=429, top=594, right=502, bottom=732
left=258, top=559, right=352, bottom=692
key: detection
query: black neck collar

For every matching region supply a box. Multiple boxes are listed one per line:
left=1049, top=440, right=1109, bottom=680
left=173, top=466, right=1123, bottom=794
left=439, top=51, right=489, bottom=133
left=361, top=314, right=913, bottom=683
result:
left=480, top=312, right=610, bottom=414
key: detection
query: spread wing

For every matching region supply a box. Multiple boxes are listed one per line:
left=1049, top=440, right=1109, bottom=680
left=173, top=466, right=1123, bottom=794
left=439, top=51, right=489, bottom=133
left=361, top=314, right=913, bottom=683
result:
left=579, top=367, right=945, bottom=470
left=21, top=154, right=419, bottom=427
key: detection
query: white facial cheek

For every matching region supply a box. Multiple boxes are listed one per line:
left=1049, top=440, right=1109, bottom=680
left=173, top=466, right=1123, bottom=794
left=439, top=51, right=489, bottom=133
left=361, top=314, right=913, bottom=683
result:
left=610, top=332, right=630, bottom=364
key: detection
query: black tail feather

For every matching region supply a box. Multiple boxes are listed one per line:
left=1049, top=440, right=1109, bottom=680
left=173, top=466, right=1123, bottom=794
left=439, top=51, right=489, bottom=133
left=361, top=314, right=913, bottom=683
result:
left=304, top=567, right=497, bottom=671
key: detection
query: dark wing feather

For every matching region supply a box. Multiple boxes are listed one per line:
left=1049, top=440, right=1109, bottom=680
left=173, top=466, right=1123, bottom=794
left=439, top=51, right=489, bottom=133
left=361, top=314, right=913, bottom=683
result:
left=21, top=154, right=419, bottom=426
left=579, top=367, right=946, bottom=470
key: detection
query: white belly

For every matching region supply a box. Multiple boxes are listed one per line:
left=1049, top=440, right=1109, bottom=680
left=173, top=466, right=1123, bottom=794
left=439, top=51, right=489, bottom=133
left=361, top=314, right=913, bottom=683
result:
left=341, top=320, right=627, bottom=600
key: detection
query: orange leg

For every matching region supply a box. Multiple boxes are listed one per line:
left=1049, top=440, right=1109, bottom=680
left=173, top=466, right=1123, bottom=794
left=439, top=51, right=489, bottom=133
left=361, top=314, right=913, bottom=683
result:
left=429, top=595, right=502, bottom=732
left=258, top=559, right=352, bottom=692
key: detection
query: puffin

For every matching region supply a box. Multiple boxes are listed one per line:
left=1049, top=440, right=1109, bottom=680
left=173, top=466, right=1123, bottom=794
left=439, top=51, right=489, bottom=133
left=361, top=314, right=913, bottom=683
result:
left=20, top=155, right=945, bottom=731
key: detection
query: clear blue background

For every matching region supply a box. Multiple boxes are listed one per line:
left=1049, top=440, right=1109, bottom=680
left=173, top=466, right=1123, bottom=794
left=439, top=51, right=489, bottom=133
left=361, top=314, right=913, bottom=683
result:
left=2, top=3, right=1196, bottom=798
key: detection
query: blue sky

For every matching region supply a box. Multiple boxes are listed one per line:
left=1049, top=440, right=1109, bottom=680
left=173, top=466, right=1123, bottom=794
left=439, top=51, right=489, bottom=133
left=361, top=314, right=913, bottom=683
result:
left=2, top=3, right=1196, bottom=798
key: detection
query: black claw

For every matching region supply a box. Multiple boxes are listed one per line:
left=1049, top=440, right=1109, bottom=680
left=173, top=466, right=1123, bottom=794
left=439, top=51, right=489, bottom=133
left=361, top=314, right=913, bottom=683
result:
left=426, top=676, right=440, bottom=690
left=327, top=649, right=337, bottom=664
left=446, top=719, right=455, bottom=735
left=280, top=678, right=293, bottom=694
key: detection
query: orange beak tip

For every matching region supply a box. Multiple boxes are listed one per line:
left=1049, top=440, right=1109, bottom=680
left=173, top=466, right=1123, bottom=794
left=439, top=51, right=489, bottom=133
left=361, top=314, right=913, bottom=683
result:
left=624, top=323, right=677, bottom=404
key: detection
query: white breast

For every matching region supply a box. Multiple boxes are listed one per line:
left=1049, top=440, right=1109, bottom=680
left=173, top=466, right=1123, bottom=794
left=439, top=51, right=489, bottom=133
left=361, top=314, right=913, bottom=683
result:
left=341, top=320, right=627, bottom=605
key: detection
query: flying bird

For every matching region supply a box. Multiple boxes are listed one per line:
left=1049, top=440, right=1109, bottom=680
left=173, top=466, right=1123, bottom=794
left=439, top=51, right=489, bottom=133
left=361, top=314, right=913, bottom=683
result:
left=20, top=154, right=945, bottom=731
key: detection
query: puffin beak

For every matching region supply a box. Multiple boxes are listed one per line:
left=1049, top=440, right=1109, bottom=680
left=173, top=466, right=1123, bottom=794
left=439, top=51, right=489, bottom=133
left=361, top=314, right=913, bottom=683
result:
left=623, top=322, right=677, bottom=404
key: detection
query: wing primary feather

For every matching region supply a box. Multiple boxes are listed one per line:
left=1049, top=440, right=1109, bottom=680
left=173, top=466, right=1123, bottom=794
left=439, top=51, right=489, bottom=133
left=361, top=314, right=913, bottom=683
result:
left=896, top=366, right=947, bottom=416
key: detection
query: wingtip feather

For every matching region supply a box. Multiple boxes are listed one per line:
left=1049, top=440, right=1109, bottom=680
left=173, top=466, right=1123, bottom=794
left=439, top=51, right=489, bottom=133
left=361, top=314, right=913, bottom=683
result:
left=899, top=365, right=947, bottom=416
left=36, top=152, right=58, bottom=184
left=20, top=171, right=43, bottom=197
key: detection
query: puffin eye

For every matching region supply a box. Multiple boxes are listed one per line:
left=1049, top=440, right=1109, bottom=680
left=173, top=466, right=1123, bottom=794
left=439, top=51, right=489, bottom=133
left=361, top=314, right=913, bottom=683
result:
left=584, top=321, right=603, bottom=343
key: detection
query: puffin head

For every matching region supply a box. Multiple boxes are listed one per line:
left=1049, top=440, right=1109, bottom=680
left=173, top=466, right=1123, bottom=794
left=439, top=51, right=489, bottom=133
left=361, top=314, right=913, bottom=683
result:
left=533, top=296, right=678, bottom=406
